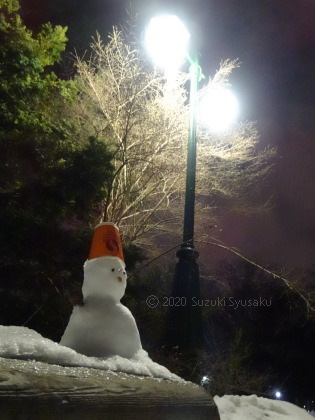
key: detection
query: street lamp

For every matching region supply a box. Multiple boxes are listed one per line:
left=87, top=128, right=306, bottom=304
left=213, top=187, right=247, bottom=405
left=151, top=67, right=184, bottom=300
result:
left=199, top=87, right=239, bottom=132
left=146, top=15, right=238, bottom=349
left=145, top=15, right=190, bottom=75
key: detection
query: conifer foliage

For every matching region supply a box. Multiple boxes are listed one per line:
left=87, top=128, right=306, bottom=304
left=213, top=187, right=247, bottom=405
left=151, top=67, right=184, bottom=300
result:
left=0, top=0, right=113, bottom=339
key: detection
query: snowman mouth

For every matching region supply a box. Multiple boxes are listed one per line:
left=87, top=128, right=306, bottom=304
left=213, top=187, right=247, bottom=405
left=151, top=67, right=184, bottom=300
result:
left=117, top=276, right=123, bottom=282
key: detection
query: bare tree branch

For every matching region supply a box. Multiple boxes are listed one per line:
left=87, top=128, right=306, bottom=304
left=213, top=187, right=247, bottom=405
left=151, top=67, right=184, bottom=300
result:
left=72, top=25, right=275, bottom=248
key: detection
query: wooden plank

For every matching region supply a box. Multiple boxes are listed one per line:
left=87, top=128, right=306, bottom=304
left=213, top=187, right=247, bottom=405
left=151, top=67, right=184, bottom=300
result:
left=0, top=357, right=220, bottom=419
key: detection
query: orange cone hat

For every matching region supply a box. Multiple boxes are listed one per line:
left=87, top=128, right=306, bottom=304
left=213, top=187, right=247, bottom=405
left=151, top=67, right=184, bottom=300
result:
left=88, top=222, right=124, bottom=263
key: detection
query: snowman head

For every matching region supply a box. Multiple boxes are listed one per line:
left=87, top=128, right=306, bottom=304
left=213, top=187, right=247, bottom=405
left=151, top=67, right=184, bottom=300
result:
left=82, top=256, right=127, bottom=302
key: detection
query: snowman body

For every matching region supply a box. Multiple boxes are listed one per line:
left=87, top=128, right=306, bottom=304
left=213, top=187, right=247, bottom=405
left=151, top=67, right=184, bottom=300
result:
left=60, top=256, right=142, bottom=359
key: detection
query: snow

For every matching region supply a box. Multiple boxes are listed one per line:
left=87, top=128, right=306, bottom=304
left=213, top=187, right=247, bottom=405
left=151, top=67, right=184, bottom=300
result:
left=60, top=299, right=142, bottom=358
left=82, top=256, right=127, bottom=301
left=0, top=325, right=180, bottom=381
left=214, top=394, right=314, bottom=420
left=0, top=252, right=176, bottom=381
left=1, top=235, right=312, bottom=418
left=0, top=326, right=313, bottom=419
left=60, top=256, right=143, bottom=359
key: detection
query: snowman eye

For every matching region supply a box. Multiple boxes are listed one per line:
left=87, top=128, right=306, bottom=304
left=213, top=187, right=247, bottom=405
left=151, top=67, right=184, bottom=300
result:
left=111, top=268, right=115, bottom=272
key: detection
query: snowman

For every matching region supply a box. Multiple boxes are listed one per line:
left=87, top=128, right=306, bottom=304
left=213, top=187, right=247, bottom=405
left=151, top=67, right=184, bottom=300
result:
left=60, top=222, right=142, bottom=359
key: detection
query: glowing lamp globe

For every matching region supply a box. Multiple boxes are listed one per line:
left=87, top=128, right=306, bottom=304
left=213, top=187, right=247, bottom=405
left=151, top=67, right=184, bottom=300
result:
left=199, top=87, right=239, bottom=132
left=145, top=15, right=190, bottom=73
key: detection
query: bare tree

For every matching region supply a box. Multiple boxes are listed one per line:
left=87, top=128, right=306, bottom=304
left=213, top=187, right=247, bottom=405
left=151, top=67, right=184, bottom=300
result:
left=73, top=26, right=276, bottom=248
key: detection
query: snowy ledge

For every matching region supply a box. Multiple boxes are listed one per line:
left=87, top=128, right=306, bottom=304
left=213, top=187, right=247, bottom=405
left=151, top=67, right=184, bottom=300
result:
left=0, top=326, right=219, bottom=419
left=0, top=356, right=220, bottom=420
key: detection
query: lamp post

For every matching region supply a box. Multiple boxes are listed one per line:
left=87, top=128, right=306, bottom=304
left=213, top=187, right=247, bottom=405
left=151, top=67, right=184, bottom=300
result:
left=146, top=15, right=238, bottom=350
left=170, top=53, right=205, bottom=349
left=183, top=57, right=200, bottom=248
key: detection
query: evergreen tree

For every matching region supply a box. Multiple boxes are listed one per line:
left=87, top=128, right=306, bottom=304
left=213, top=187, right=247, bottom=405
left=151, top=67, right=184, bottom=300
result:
left=0, top=0, right=114, bottom=340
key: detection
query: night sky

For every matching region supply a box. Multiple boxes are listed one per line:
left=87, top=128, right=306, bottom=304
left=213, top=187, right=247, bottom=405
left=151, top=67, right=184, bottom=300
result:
left=21, top=0, right=315, bottom=269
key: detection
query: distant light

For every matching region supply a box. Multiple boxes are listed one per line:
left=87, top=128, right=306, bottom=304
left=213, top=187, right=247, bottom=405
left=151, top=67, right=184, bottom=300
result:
left=145, top=15, right=190, bottom=73
left=275, top=391, right=282, bottom=399
left=199, top=87, right=239, bottom=132
left=200, top=375, right=210, bottom=386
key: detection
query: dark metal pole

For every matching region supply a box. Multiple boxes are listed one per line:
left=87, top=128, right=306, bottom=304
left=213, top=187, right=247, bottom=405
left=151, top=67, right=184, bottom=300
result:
left=183, top=58, right=200, bottom=246
left=167, top=57, right=204, bottom=350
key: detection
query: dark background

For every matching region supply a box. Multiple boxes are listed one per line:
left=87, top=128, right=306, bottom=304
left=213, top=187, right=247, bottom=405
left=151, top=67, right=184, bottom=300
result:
left=20, top=0, right=315, bottom=269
